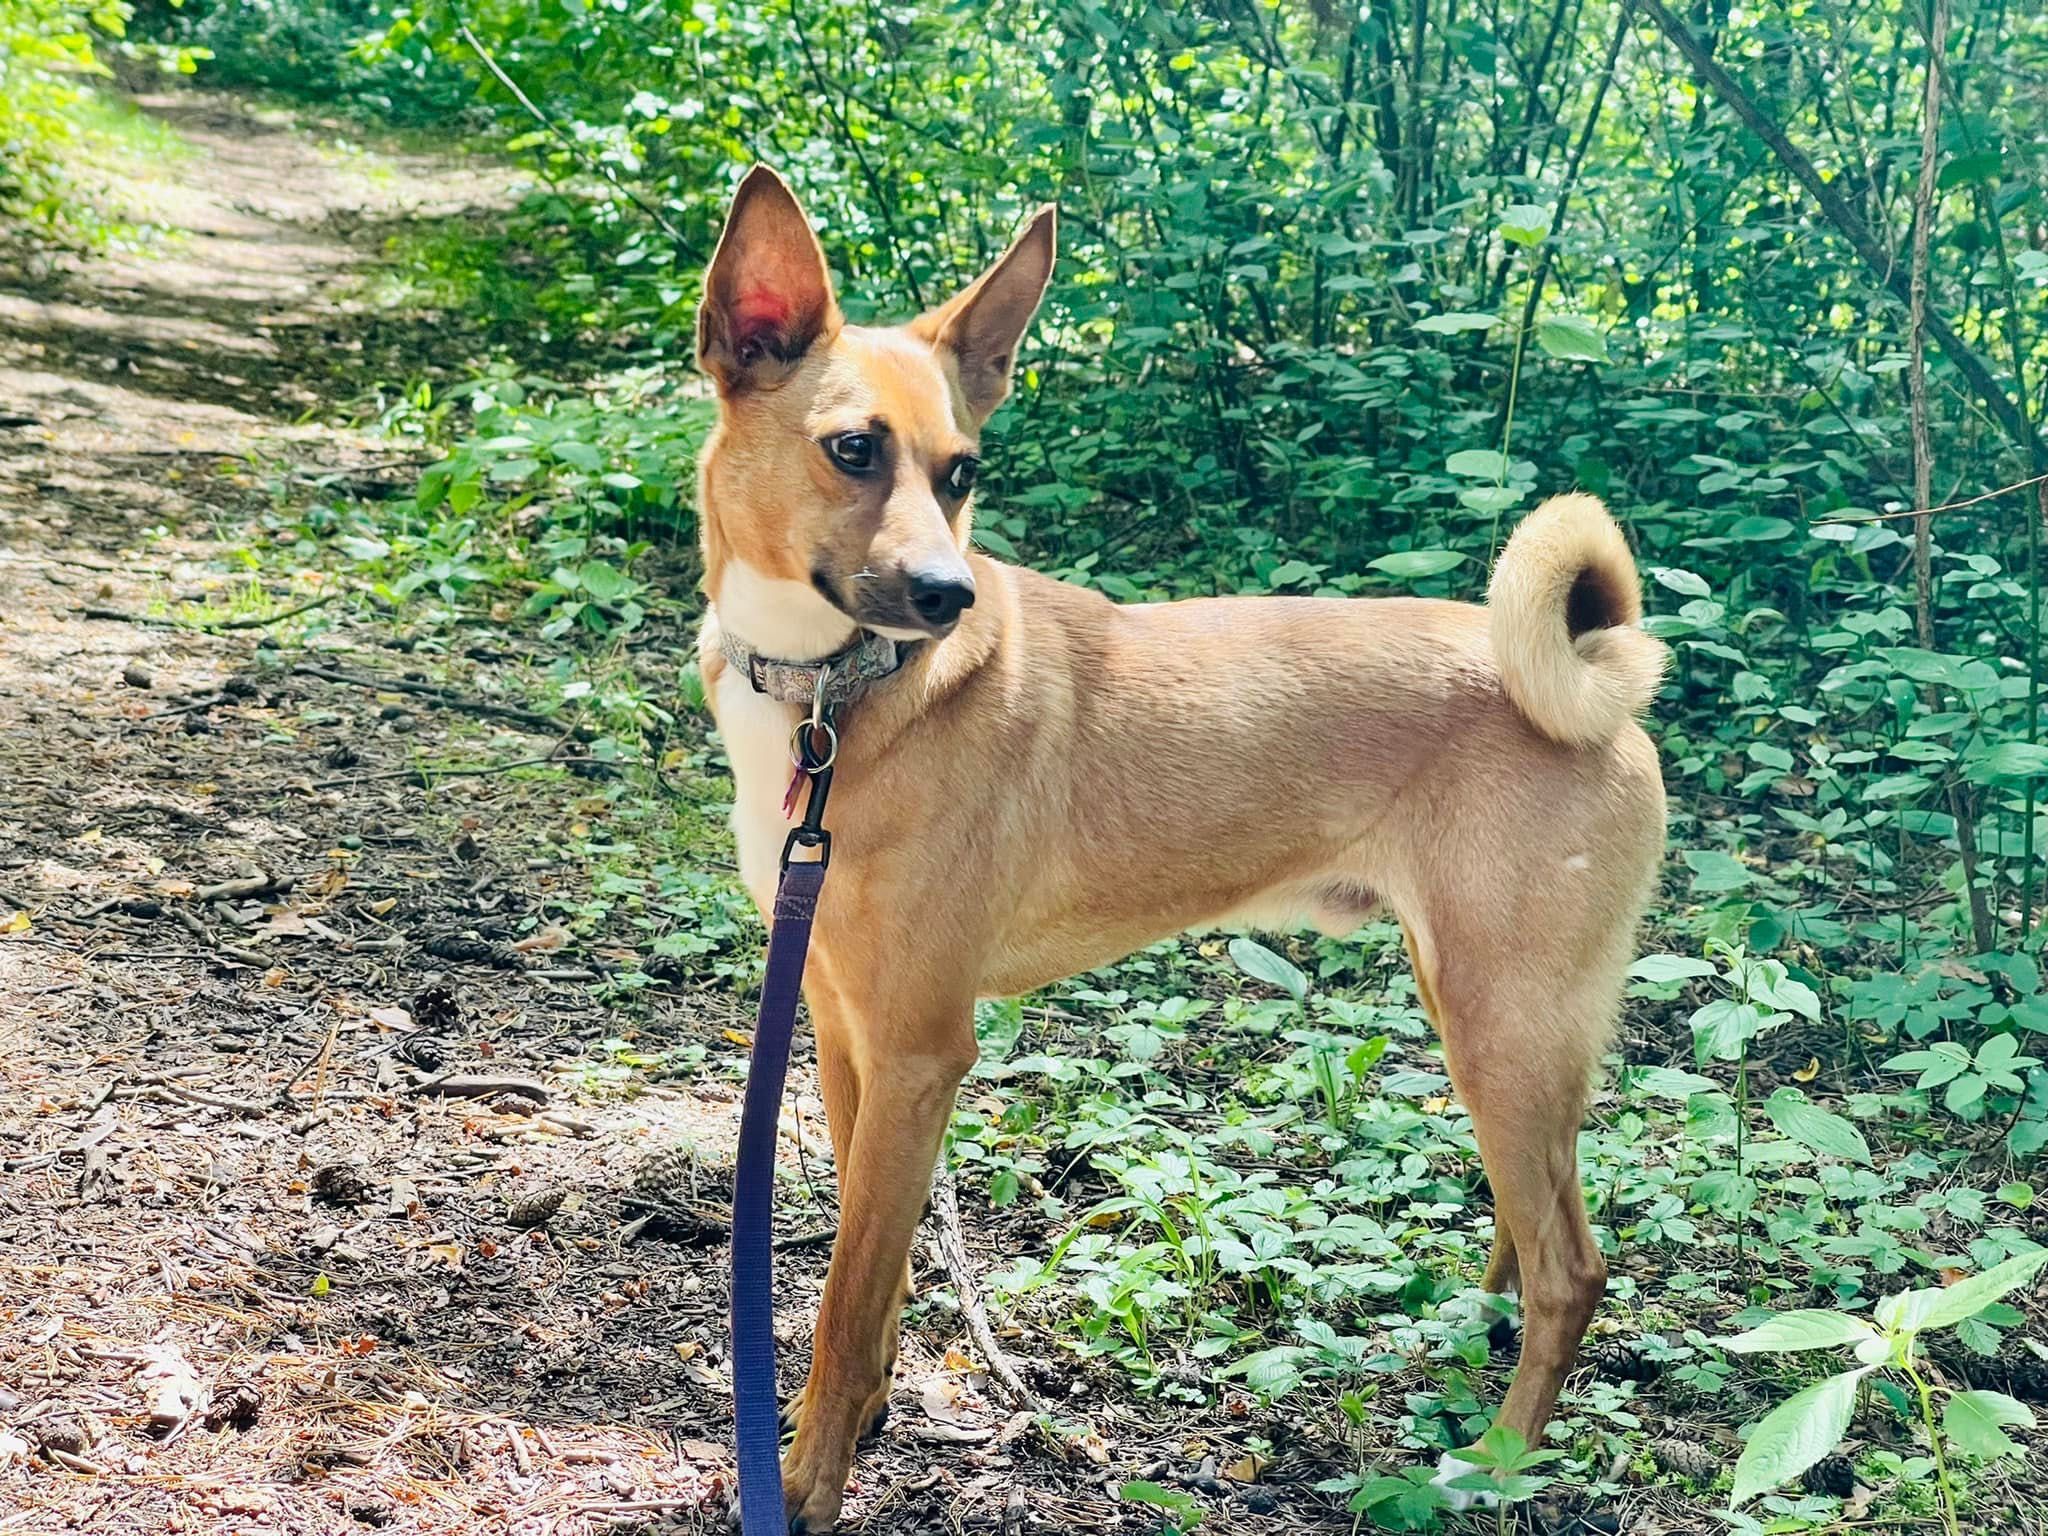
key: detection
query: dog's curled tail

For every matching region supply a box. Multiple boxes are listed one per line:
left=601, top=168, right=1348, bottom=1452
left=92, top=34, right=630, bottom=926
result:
left=1487, top=493, right=1667, bottom=747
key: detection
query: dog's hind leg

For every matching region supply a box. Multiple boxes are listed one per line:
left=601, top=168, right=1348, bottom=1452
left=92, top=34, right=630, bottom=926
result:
left=1408, top=929, right=1523, bottom=1315
left=1407, top=922, right=1616, bottom=1506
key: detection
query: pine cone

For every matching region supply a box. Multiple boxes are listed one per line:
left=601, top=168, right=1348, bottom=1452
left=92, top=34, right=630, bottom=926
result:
left=322, top=741, right=359, bottom=769
left=203, top=1382, right=263, bottom=1431
left=1589, top=1342, right=1663, bottom=1384
left=34, top=1420, right=92, bottom=1459
left=310, top=1162, right=373, bottom=1207
left=1649, top=1437, right=1719, bottom=1483
left=394, top=1033, right=446, bottom=1072
left=411, top=982, right=462, bottom=1033
left=1801, top=1453, right=1855, bottom=1498
left=507, top=1186, right=569, bottom=1229
left=628, top=1144, right=700, bottom=1207
left=423, top=932, right=523, bottom=969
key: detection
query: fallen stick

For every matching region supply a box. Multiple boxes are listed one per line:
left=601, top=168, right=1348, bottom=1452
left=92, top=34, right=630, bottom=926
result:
left=308, top=754, right=587, bottom=792
left=411, top=1073, right=550, bottom=1104
left=193, top=872, right=291, bottom=903
left=926, top=1160, right=1048, bottom=1417
left=291, top=662, right=562, bottom=734
left=76, top=593, right=339, bottom=630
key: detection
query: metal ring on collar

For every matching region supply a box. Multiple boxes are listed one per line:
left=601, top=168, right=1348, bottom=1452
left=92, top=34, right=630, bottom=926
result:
left=789, top=718, right=839, bottom=773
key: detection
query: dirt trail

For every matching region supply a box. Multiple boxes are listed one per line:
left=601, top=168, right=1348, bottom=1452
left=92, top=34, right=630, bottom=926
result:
left=0, top=92, right=785, bottom=1536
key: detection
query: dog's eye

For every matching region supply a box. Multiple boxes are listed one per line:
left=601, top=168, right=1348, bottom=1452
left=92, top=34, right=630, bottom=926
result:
left=944, top=457, right=980, bottom=498
left=823, top=432, right=876, bottom=473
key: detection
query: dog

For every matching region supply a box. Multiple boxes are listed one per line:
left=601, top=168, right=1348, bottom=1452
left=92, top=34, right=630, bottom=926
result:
left=694, top=165, right=1667, bottom=1531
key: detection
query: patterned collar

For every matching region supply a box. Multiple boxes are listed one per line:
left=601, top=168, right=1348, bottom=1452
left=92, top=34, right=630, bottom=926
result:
left=717, top=626, right=915, bottom=706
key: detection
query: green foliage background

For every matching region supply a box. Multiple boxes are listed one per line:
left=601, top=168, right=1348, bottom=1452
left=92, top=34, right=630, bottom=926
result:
left=136, top=0, right=2048, bottom=1138
left=160, top=0, right=2048, bottom=983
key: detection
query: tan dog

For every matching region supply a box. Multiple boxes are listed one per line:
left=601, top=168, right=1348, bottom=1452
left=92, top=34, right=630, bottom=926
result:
left=695, top=166, right=1666, bottom=1532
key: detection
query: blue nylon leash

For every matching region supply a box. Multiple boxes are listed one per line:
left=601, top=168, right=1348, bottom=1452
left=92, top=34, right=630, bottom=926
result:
left=731, top=729, right=835, bottom=1535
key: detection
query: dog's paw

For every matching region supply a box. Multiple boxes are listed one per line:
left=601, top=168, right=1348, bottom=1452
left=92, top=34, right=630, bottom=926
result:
left=1431, top=1452, right=1501, bottom=1512
left=780, top=1445, right=848, bottom=1534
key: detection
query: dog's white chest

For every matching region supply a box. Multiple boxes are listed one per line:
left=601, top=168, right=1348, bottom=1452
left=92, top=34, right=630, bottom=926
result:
left=712, top=666, right=800, bottom=915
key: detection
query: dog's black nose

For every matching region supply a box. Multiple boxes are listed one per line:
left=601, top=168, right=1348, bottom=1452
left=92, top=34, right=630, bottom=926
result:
left=906, top=568, right=976, bottom=626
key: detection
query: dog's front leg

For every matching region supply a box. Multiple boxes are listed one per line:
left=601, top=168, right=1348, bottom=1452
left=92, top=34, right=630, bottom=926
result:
left=781, top=1001, right=975, bottom=1533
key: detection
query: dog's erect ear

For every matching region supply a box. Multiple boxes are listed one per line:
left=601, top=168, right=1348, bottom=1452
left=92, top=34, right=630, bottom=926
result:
left=912, top=205, right=1056, bottom=425
left=697, top=166, right=841, bottom=391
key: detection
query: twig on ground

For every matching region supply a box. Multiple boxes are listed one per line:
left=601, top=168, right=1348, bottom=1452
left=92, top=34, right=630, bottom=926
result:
left=308, top=754, right=579, bottom=792
left=77, top=593, right=339, bottom=630
left=193, top=872, right=290, bottom=904
left=411, top=1073, right=550, bottom=1104
left=927, top=1159, right=1048, bottom=1417
left=290, top=662, right=563, bottom=734
left=124, top=1074, right=270, bottom=1117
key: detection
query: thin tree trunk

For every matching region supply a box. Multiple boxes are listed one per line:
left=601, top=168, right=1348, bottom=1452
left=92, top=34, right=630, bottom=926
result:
left=1903, top=0, right=1995, bottom=954
left=1638, top=0, right=2048, bottom=471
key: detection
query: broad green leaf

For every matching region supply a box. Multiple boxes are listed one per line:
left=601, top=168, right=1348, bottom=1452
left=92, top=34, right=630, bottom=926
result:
left=1229, top=937, right=1308, bottom=1000
left=578, top=561, right=631, bottom=603
left=1534, top=314, right=1609, bottom=363
left=1908, top=1248, right=2048, bottom=1334
left=1625, top=1064, right=1722, bottom=1100
left=1938, top=149, right=2004, bottom=189
left=1691, top=999, right=1770, bottom=1064
left=1718, top=1310, right=1877, bottom=1354
left=1415, top=311, right=1500, bottom=334
left=1630, top=954, right=1719, bottom=983
left=550, top=440, right=604, bottom=472
left=1445, top=449, right=1509, bottom=479
left=1683, top=849, right=1754, bottom=892
left=1942, top=1389, right=2033, bottom=1460
left=1652, top=567, right=1711, bottom=597
left=1729, top=1367, right=1870, bottom=1507
left=1118, top=1481, right=1204, bottom=1527
left=1458, top=484, right=1526, bottom=514
left=1966, top=742, right=2048, bottom=783
left=1369, top=550, right=1466, bottom=580
left=1498, top=203, right=1552, bottom=246
left=1763, top=1090, right=1872, bottom=1164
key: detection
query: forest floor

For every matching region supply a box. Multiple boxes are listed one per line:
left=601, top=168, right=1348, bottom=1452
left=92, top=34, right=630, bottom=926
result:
left=3, top=86, right=2045, bottom=1536
left=0, top=90, right=794, bottom=1536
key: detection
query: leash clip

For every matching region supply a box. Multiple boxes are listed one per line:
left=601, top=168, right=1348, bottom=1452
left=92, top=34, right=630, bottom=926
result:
left=781, top=677, right=836, bottom=870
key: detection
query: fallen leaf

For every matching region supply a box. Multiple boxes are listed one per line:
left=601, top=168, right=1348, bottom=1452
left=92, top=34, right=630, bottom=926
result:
left=680, top=1439, right=726, bottom=1462
left=368, top=1006, right=414, bottom=1032
left=512, top=926, right=571, bottom=954
left=1794, top=1057, right=1821, bottom=1082
left=1225, top=1452, right=1268, bottom=1482
left=1, top=911, right=29, bottom=934
left=920, top=1376, right=975, bottom=1427
left=942, top=1348, right=979, bottom=1373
